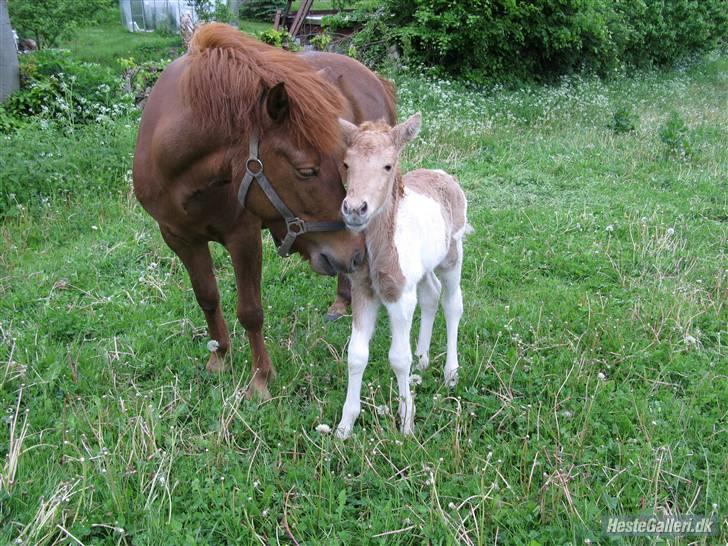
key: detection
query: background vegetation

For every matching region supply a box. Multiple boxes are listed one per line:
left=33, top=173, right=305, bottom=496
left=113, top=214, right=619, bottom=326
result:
left=1, top=3, right=726, bottom=544
left=362, top=0, right=727, bottom=81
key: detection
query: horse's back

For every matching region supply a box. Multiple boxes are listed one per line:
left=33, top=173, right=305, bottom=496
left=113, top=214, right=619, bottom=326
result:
left=299, top=52, right=396, bottom=125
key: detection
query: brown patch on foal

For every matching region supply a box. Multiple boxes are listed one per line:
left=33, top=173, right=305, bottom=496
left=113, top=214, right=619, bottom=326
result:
left=404, top=169, right=467, bottom=270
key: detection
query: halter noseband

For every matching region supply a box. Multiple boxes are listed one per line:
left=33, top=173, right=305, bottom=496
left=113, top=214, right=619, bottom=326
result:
left=237, top=132, right=346, bottom=257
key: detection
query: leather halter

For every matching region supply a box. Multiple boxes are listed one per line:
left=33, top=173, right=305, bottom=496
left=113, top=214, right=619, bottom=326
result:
left=237, top=132, right=346, bottom=257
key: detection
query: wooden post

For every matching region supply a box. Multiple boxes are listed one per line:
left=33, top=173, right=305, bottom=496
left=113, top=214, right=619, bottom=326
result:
left=288, top=0, right=314, bottom=38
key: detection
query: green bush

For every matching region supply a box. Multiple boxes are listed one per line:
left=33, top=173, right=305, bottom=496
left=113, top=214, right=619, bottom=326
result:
left=1, top=49, right=131, bottom=132
left=367, top=0, right=727, bottom=81
left=659, top=112, right=693, bottom=159
left=608, top=105, right=638, bottom=134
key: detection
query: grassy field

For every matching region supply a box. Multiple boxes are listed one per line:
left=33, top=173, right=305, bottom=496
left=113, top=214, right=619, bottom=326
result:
left=1, top=27, right=726, bottom=545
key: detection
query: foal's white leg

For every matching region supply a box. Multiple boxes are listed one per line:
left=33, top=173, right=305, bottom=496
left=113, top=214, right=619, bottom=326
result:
left=385, top=289, right=417, bottom=435
left=438, top=240, right=464, bottom=388
left=336, top=289, right=379, bottom=439
left=415, top=272, right=441, bottom=371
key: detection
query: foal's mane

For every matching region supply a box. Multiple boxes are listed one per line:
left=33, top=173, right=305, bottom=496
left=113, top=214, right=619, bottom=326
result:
left=181, top=23, right=344, bottom=152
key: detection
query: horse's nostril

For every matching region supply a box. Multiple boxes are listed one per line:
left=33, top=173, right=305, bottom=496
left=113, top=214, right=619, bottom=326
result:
left=342, top=200, right=350, bottom=215
left=360, top=201, right=368, bottom=215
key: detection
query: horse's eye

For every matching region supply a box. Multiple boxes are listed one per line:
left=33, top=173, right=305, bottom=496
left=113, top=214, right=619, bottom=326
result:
left=384, top=164, right=392, bottom=171
left=297, top=167, right=317, bottom=179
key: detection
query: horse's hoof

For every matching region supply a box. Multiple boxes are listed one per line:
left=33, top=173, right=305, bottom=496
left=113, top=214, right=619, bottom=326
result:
left=245, top=377, right=271, bottom=401
left=205, top=352, right=226, bottom=373
left=325, top=301, right=348, bottom=322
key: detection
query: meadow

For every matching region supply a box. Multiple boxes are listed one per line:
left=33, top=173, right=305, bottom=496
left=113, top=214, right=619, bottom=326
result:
left=0, top=24, right=726, bottom=544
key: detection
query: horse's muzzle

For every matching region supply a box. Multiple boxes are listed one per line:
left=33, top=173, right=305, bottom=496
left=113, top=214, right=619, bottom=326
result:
left=316, top=249, right=364, bottom=276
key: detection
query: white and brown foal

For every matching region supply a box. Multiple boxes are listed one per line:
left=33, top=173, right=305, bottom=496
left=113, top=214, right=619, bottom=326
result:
left=335, top=113, right=470, bottom=438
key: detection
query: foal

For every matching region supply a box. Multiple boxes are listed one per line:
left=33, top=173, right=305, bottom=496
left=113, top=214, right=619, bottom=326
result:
left=335, top=113, right=470, bottom=438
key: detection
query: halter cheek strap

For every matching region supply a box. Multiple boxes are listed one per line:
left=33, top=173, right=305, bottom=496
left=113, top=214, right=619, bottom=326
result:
left=237, top=132, right=346, bottom=258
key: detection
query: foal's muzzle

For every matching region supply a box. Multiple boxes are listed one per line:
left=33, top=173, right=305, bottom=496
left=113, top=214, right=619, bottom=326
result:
left=341, top=198, right=370, bottom=232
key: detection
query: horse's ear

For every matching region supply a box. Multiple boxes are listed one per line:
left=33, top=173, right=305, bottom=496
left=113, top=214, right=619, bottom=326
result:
left=339, top=118, right=358, bottom=146
left=392, top=112, right=421, bottom=149
left=266, top=82, right=289, bottom=123
left=316, top=67, right=335, bottom=83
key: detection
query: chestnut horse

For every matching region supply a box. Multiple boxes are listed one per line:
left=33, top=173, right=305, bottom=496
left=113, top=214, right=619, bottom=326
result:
left=133, top=24, right=396, bottom=397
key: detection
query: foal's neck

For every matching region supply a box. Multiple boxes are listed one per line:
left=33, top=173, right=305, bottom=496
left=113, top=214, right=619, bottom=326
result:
left=365, top=170, right=404, bottom=257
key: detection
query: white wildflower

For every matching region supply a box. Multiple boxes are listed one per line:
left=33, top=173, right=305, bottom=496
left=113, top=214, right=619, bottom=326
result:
left=605, top=224, right=614, bottom=233
left=597, top=372, right=606, bottom=380
left=315, top=423, right=332, bottom=434
left=207, top=340, right=220, bottom=352
left=409, top=374, right=423, bottom=386
left=666, top=227, right=675, bottom=236
left=375, top=404, right=390, bottom=416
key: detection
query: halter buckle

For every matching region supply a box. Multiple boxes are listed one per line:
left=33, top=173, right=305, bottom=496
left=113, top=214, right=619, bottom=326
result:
left=286, top=217, right=306, bottom=236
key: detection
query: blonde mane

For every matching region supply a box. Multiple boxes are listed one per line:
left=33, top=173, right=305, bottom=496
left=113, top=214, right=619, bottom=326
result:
left=181, top=23, right=344, bottom=152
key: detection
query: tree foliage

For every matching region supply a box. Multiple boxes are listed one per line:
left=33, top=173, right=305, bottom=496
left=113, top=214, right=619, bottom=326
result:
left=364, top=0, right=727, bottom=81
left=8, top=0, right=111, bottom=49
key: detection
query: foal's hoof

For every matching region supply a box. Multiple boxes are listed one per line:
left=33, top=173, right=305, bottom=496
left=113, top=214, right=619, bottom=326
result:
left=335, top=425, right=352, bottom=440
left=324, top=300, right=348, bottom=322
left=444, top=368, right=459, bottom=389
left=205, top=352, right=226, bottom=373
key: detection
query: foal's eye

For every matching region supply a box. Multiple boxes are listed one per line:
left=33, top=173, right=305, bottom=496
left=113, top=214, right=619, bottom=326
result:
left=384, top=164, right=392, bottom=171
left=297, top=167, right=317, bottom=179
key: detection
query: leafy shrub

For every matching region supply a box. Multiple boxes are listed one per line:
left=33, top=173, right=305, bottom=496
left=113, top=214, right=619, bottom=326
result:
left=608, top=106, right=638, bottom=134
left=119, top=57, right=172, bottom=106
left=240, top=0, right=286, bottom=22
left=189, top=0, right=234, bottom=23
left=366, top=0, right=727, bottom=81
left=659, top=112, right=693, bottom=159
left=257, top=28, right=299, bottom=50
left=0, top=49, right=131, bottom=133
left=310, top=31, right=333, bottom=51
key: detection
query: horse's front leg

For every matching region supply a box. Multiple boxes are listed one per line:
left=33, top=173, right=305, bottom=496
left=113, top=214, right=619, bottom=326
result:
left=160, top=226, right=230, bottom=373
left=226, top=221, right=274, bottom=399
left=325, top=273, right=351, bottom=321
left=385, top=289, right=417, bottom=435
left=336, top=282, right=379, bottom=439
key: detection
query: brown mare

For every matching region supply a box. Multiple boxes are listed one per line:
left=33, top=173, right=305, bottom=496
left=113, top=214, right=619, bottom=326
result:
left=133, top=24, right=396, bottom=397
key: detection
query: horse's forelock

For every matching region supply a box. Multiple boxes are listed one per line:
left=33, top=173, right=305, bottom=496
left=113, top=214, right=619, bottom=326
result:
left=182, top=23, right=343, bottom=153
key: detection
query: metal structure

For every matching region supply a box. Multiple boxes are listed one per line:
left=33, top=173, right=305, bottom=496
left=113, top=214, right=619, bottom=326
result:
left=0, top=0, right=19, bottom=101
left=119, top=0, right=239, bottom=32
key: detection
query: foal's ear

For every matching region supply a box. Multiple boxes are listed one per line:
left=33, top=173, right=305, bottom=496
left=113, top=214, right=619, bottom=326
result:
left=266, top=82, right=289, bottom=123
left=392, top=112, right=421, bottom=149
left=339, top=118, right=359, bottom=146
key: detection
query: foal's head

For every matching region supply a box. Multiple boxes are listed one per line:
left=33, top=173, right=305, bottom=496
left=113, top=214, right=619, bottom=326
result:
left=338, top=113, right=421, bottom=232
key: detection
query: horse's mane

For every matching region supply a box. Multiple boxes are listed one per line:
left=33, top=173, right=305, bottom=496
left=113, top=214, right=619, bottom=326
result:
left=181, top=23, right=344, bottom=153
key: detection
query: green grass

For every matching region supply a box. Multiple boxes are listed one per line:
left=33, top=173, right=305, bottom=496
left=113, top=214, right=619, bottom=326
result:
left=1, top=46, right=726, bottom=544
left=59, top=15, right=273, bottom=69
